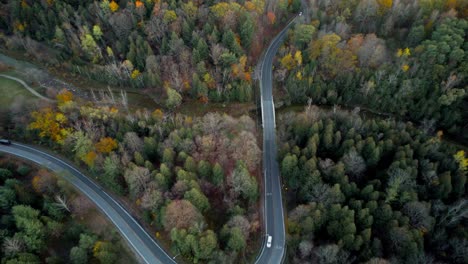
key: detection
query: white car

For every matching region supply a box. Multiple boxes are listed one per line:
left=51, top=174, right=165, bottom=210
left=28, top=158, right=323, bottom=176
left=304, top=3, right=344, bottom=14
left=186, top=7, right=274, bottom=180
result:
left=267, top=235, right=272, bottom=248
left=299, top=12, right=302, bottom=16
left=0, top=139, right=11, bottom=145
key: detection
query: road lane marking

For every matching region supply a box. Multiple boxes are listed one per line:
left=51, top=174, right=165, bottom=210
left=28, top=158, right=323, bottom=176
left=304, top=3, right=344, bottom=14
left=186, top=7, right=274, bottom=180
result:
left=255, top=15, right=299, bottom=264
left=8, top=143, right=174, bottom=264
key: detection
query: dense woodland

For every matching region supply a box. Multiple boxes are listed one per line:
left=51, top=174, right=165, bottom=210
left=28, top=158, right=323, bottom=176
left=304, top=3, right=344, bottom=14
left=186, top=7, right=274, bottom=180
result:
left=0, top=0, right=467, bottom=263
left=0, top=158, right=132, bottom=263
left=0, top=0, right=300, bottom=103
left=278, top=106, right=467, bottom=263
left=9, top=90, right=262, bottom=263
left=275, top=0, right=467, bottom=141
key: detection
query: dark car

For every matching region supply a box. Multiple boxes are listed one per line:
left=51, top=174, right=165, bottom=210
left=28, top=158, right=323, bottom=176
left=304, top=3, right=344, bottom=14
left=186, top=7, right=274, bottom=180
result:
left=0, top=139, right=11, bottom=145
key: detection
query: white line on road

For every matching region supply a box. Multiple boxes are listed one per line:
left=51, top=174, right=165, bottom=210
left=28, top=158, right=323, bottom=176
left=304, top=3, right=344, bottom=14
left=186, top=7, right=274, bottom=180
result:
left=2, top=144, right=175, bottom=264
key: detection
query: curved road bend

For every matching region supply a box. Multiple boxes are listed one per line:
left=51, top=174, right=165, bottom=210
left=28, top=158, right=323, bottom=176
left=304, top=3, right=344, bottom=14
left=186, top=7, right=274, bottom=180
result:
left=0, top=142, right=175, bottom=264
left=255, top=17, right=299, bottom=264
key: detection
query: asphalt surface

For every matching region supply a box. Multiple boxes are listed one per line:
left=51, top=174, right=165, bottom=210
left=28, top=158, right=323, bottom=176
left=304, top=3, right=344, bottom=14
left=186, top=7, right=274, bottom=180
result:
left=0, top=142, right=176, bottom=264
left=255, top=17, right=298, bottom=264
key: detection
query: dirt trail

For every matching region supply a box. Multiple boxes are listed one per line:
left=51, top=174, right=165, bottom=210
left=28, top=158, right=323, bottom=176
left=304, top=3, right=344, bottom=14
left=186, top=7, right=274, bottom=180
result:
left=0, top=74, right=54, bottom=102
left=0, top=52, right=90, bottom=99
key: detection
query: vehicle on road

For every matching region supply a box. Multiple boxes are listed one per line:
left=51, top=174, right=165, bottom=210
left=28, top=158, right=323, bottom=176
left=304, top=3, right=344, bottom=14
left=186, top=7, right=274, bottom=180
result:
left=267, top=235, right=272, bottom=248
left=255, top=16, right=295, bottom=264
left=0, top=139, right=11, bottom=145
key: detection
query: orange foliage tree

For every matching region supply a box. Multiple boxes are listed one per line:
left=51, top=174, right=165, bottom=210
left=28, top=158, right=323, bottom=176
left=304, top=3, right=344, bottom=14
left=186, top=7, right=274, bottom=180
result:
left=95, top=137, right=118, bottom=153
left=244, top=72, right=252, bottom=82
left=135, top=0, right=144, bottom=8
left=83, top=151, right=97, bottom=168
left=199, top=95, right=209, bottom=104
left=56, top=89, right=73, bottom=105
left=267, top=11, right=276, bottom=25
left=231, top=55, right=248, bottom=79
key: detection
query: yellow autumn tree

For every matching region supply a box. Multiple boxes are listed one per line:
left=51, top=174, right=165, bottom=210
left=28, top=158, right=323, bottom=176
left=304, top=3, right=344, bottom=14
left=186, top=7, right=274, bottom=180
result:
left=163, top=10, right=177, bottom=24
left=454, top=150, right=468, bottom=171
left=310, top=33, right=341, bottom=60
left=309, top=33, right=357, bottom=78
left=109, top=0, right=119, bottom=12
left=95, top=137, right=118, bottom=153
left=446, top=0, right=456, bottom=8
left=377, top=0, right=393, bottom=14
left=397, top=47, right=411, bottom=57
left=296, top=71, right=303, bottom=80
left=231, top=55, right=248, bottom=78
left=294, top=50, right=302, bottom=66
left=29, top=108, right=72, bottom=144
left=14, top=21, right=25, bottom=32
left=403, top=47, right=411, bottom=56
left=244, top=0, right=264, bottom=13
left=280, top=53, right=296, bottom=71
left=93, top=241, right=103, bottom=255
left=79, top=106, right=118, bottom=121
left=203, top=73, right=216, bottom=89
left=131, top=69, right=141, bottom=79
left=152, top=109, right=164, bottom=120
left=210, top=2, right=242, bottom=18
left=245, top=1, right=256, bottom=11
left=397, top=48, right=404, bottom=57
left=56, top=89, right=73, bottom=105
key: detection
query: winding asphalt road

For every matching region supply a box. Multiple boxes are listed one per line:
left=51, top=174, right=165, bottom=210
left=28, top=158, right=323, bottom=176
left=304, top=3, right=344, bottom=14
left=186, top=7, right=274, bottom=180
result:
left=255, top=16, right=299, bottom=264
left=1, top=17, right=298, bottom=264
left=0, top=142, right=175, bottom=264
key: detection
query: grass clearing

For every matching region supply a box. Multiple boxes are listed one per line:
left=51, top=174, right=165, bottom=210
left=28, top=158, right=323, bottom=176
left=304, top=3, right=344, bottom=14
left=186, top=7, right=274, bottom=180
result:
left=0, top=76, right=37, bottom=110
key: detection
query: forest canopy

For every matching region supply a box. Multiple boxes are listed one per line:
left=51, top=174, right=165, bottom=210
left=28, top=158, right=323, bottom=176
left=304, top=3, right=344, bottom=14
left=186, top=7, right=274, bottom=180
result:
left=17, top=90, right=263, bottom=263
left=278, top=106, right=467, bottom=264
left=275, top=0, right=468, bottom=141
left=0, top=158, right=133, bottom=263
left=0, top=0, right=300, bottom=103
